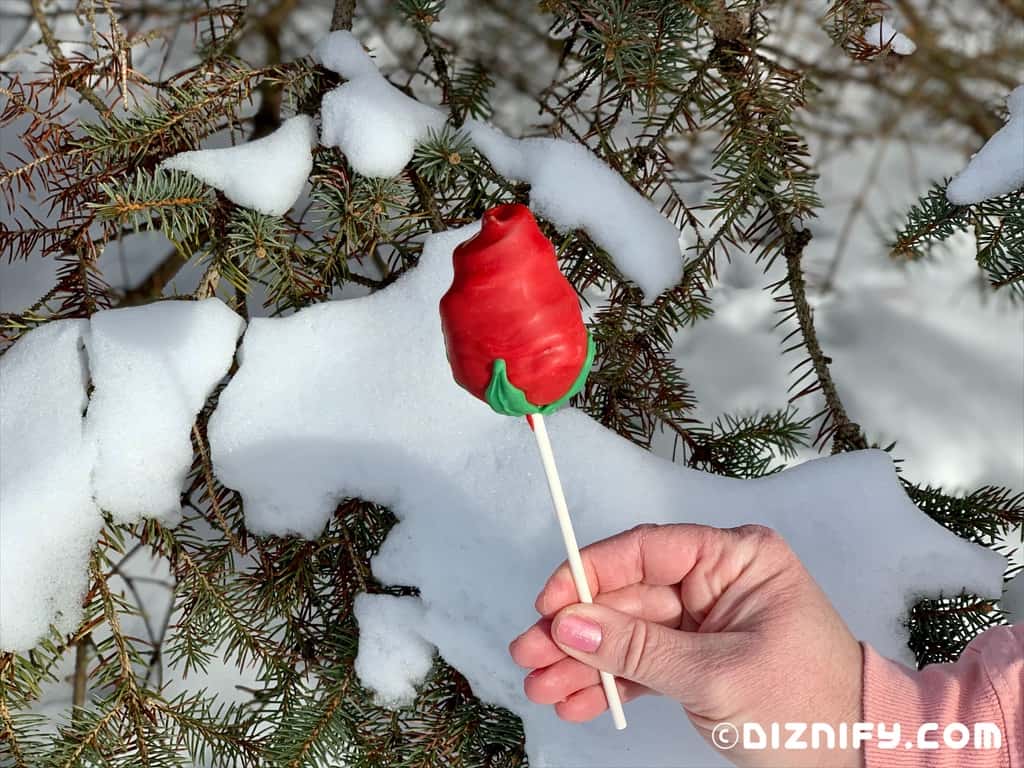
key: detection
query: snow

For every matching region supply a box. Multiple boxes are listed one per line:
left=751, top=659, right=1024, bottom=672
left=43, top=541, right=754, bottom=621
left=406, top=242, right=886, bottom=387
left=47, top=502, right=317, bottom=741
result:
left=466, top=121, right=685, bottom=298
left=353, top=593, right=434, bottom=707
left=316, top=30, right=446, bottom=177
left=690, top=56, right=1024, bottom=492
left=668, top=255, right=790, bottom=422
left=209, top=224, right=1006, bottom=767
left=0, top=320, right=100, bottom=652
left=312, top=29, right=382, bottom=81
left=864, top=19, right=917, bottom=56
left=946, top=86, right=1024, bottom=205
left=86, top=299, right=245, bottom=522
left=0, top=299, right=243, bottom=652
left=817, top=269, right=1023, bottom=488
left=159, top=115, right=315, bottom=216
left=320, top=76, right=446, bottom=178
left=315, top=30, right=683, bottom=299
left=670, top=245, right=1024, bottom=490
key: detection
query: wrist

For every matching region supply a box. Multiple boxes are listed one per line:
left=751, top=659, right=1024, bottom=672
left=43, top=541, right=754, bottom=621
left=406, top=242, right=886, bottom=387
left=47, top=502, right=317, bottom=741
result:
left=861, top=642, right=1007, bottom=767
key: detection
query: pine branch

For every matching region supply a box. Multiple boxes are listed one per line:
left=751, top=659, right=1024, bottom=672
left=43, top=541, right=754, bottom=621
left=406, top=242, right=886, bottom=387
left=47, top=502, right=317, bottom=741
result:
left=893, top=185, right=1024, bottom=297
left=161, top=529, right=276, bottom=675
left=152, top=694, right=264, bottom=767
left=29, top=0, right=108, bottom=115
left=685, top=408, right=814, bottom=478
left=702, top=13, right=864, bottom=453
left=0, top=694, right=28, bottom=767
left=51, top=690, right=127, bottom=768
left=192, top=424, right=245, bottom=555
left=907, top=593, right=1006, bottom=666
left=418, top=30, right=455, bottom=121
left=194, top=262, right=222, bottom=300
left=778, top=220, right=867, bottom=452
left=905, top=482, right=1024, bottom=544
left=408, top=168, right=447, bottom=233
left=285, top=682, right=349, bottom=768
left=449, top=62, right=495, bottom=122
left=94, top=169, right=213, bottom=236
left=891, top=181, right=970, bottom=258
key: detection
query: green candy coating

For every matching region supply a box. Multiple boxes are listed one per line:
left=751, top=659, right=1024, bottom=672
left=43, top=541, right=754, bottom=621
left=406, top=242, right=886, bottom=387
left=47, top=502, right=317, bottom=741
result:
left=483, top=332, right=595, bottom=417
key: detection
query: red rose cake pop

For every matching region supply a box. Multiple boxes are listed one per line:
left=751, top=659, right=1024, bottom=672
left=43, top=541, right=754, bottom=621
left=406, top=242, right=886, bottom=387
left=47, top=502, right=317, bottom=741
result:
left=440, top=203, right=594, bottom=416
left=438, top=203, right=627, bottom=730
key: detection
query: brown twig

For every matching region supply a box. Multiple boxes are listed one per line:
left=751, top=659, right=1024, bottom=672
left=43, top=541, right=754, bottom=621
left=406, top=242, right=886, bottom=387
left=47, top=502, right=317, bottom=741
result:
left=117, top=247, right=188, bottom=305
left=820, top=118, right=897, bottom=292
left=193, top=261, right=221, bottom=299
left=416, top=24, right=455, bottom=121
left=192, top=423, right=245, bottom=555
left=779, top=220, right=867, bottom=453
left=249, top=0, right=293, bottom=138
left=331, top=0, right=356, bottom=32
left=0, top=694, right=27, bottom=767
left=285, top=682, right=348, bottom=768
left=72, top=635, right=90, bottom=717
left=408, top=167, right=446, bottom=233
left=29, top=0, right=108, bottom=115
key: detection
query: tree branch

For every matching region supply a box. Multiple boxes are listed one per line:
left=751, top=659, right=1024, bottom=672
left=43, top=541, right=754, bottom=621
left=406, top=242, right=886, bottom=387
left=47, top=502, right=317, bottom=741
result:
left=72, top=636, right=89, bottom=712
left=779, top=220, right=867, bottom=453
left=0, top=694, right=27, bottom=767
left=408, top=167, right=446, bottom=233
left=330, top=0, right=356, bottom=32
left=29, top=0, right=108, bottom=115
left=417, top=24, right=455, bottom=122
left=114, top=247, right=186, bottom=305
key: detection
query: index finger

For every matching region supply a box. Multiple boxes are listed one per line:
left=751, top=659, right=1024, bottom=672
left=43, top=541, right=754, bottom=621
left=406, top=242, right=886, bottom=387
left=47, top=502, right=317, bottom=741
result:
left=534, top=523, right=735, bottom=617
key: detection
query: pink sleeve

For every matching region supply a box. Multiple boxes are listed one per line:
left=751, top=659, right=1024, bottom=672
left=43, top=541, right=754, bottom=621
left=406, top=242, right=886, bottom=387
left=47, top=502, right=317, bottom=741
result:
left=862, top=624, right=1024, bottom=767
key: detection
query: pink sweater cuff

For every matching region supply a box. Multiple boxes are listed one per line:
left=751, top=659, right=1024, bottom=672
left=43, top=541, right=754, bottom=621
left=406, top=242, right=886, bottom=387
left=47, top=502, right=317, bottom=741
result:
left=862, top=627, right=1023, bottom=768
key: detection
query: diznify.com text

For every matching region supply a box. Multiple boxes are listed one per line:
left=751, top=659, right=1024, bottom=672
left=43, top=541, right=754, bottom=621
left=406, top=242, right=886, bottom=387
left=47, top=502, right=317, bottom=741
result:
left=710, top=721, right=1003, bottom=752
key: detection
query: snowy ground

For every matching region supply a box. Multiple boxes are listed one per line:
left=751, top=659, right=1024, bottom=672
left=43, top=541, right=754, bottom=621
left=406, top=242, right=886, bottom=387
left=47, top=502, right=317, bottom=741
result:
left=672, top=147, right=1024, bottom=492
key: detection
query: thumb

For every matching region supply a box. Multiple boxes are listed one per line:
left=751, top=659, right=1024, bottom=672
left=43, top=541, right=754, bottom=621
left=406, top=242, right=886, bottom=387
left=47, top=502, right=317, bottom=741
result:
left=550, top=603, right=714, bottom=700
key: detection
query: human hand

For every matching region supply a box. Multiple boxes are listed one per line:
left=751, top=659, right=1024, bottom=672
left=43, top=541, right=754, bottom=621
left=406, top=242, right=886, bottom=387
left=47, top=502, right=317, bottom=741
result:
left=509, top=524, right=863, bottom=768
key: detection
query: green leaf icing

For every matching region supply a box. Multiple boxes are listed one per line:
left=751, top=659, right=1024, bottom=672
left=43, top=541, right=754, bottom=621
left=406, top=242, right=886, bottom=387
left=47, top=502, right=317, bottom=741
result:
left=483, top=331, right=595, bottom=417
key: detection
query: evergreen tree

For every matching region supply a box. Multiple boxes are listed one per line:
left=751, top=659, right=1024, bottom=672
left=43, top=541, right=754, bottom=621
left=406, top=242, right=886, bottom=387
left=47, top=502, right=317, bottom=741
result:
left=1, top=1, right=1021, bottom=765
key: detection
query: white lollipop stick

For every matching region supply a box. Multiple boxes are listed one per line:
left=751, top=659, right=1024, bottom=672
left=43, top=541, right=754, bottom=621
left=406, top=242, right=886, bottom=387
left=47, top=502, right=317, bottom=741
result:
left=528, top=412, right=627, bottom=731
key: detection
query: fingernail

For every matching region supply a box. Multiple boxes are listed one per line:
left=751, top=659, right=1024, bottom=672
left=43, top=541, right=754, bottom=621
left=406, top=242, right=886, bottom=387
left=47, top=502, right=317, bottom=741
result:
left=526, top=668, right=543, bottom=679
left=555, top=614, right=602, bottom=652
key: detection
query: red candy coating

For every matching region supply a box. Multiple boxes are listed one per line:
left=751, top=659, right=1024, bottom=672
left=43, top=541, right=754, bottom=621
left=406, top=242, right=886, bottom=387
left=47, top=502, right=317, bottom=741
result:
left=440, top=204, right=589, bottom=410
